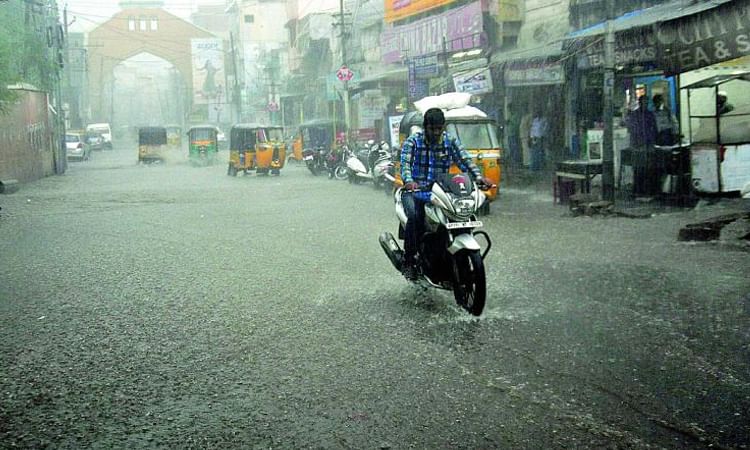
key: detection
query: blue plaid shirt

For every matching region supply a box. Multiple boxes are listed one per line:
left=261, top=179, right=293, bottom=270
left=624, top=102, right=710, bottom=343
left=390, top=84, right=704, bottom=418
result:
left=400, top=131, right=481, bottom=186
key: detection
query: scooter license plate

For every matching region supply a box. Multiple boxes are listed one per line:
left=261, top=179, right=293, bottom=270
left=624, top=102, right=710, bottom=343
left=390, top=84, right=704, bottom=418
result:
left=303, top=155, right=314, bottom=161
left=446, top=220, right=483, bottom=229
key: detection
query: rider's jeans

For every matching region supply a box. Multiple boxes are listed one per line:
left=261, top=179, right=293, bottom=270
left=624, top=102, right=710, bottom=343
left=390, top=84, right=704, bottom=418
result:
left=401, top=191, right=427, bottom=266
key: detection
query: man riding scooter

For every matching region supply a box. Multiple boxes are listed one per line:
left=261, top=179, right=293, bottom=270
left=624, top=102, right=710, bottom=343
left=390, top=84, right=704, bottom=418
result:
left=400, top=107, right=493, bottom=280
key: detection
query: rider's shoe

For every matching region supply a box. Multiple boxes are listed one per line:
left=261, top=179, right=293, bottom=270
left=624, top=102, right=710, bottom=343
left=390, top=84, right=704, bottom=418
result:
left=402, top=263, right=418, bottom=281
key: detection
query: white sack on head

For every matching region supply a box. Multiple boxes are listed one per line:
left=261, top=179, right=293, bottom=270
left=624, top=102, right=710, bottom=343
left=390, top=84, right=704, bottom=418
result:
left=414, top=92, right=472, bottom=114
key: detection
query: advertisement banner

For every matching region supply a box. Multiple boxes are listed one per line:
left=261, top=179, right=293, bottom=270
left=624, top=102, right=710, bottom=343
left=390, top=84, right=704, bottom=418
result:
left=389, top=115, right=404, bottom=148
left=453, top=67, right=493, bottom=94
left=191, top=38, right=225, bottom=105
left=381, top=1, right=483, bottom=63
left=385, top=0, right=458, bottom=23
left=657, top=0, right=750, bottom=74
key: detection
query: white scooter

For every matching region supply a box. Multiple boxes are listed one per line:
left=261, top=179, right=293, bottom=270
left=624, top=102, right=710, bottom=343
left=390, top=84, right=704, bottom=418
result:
left=346, top=140, right=392, bottom=188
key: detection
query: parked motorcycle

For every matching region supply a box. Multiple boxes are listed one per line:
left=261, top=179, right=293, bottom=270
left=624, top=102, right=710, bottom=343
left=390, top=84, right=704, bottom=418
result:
left=330, top=144, right=353, bottom=180
left=302, top=146, right=329, bottom=176
left=346, top=140, right=392, bottom=188
left=379, top=173, right=493, bottom=316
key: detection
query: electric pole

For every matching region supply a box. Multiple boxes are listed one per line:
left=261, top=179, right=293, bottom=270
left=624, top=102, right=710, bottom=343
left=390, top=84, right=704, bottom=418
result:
left=229, top=32, right=241, bottom=123
left=338, top=0, right=351, bottom=135
left=602, top=0, right=616, bottom=202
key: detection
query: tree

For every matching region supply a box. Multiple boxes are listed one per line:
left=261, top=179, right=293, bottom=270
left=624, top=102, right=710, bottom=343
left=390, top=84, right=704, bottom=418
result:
left=0, top=0, right=60, bottom=113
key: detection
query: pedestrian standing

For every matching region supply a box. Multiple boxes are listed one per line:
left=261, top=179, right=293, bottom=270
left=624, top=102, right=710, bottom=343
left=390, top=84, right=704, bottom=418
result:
left=519, top=111, right=532, bottom=168
left=652, top=94, right=678, bottom=146
left=529, top=109, right=548, bottom=171
left=505, top=102, right=521, bottom=169
left=625, top=95, right=657, bottom=196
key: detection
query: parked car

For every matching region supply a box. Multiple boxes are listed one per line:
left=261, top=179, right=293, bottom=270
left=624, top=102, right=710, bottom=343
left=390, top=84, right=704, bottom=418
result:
left=86, top=123, right=112, bottom=149
left=85, top=132, right=105, bottom=151
left=65, top=132, right=92, bottom=161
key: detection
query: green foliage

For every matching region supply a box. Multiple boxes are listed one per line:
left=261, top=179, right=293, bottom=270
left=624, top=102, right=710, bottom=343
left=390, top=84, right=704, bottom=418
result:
left=0, top=0, right=61, bottom=109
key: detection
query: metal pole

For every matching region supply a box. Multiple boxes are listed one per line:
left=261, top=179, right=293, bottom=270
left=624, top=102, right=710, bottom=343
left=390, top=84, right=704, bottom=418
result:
left=339, top=0, right=351, bottom=134
left=230, top=32, right=241, bottom=123
left=601, top=0, right=616, bottom=202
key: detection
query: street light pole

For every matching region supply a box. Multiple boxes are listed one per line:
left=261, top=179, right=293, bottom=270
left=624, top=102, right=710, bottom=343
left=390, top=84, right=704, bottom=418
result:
left=602, top=0, right=616, bottom=202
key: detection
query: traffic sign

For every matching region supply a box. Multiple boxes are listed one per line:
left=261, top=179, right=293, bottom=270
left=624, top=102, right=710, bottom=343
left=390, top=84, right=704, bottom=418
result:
left=336, top=65, right=354, bottom=82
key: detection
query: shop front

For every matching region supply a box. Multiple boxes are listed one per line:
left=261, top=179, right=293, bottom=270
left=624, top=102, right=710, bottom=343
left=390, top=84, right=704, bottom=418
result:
left=658, top=0, right=750, bottom=195
left=492, top=44, right=567, bottom=170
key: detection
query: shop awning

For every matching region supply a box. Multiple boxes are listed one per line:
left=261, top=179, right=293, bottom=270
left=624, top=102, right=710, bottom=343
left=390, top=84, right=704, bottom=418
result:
left=349, top=67, right=409, bottom=90
left=350, top=67, right=408, bottom=90
left=490, top=43, right=566, bottom=86
left=489, top=42, right=563, bottom=68
left=682, top=71, right=750, bottom=90
left=567, top=0, right=734, bottom=39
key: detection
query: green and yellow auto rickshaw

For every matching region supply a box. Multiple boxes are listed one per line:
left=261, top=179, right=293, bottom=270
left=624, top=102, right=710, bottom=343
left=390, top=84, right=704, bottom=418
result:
left=227, top=124, right=286, bottom=176
left=138, top=126, right=169, bottom=164
left=187, top=125, right=219, bottom=166
left=166, top=124, right=182, bottom=148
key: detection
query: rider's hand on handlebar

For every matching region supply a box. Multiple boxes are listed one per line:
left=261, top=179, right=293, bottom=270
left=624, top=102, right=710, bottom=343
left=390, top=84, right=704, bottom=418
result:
left=477, top=177, right=495, bottom=191
left=404, top=182, right=419, bottom=192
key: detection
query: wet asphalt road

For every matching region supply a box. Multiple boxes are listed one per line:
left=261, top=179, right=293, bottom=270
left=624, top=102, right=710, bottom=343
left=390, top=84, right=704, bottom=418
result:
left=1, top=145, right=749, bottom=449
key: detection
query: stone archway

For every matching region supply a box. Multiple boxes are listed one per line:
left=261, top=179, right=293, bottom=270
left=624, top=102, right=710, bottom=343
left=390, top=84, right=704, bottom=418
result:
left=87, top=7, right=217, bottom=123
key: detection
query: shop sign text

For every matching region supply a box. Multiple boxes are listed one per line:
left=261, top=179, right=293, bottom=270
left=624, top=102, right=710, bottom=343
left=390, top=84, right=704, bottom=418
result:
left=657, top=0, right=750, bottom=74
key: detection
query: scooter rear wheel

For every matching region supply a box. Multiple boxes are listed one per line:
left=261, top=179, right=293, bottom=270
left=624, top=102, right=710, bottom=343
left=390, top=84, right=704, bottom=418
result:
left=452, top=249, right=486, bottom=316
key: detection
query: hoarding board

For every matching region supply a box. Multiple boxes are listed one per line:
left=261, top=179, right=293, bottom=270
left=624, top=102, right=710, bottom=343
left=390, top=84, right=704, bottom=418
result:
left=385, top=0, right=458, bottom=23
left=191, top=38, right=224, bottom=105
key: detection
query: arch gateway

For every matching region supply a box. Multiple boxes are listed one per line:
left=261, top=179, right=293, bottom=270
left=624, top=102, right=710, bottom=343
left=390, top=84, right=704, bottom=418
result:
left=86, top=6, right=224, bottom=125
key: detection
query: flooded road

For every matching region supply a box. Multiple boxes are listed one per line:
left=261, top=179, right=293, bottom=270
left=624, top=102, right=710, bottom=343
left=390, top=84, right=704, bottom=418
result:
left=1, top=146, right=748, bottom=448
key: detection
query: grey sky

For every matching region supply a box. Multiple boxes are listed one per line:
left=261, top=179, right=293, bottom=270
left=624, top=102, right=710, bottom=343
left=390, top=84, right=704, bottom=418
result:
left=61, top=0, right=224, bottom=32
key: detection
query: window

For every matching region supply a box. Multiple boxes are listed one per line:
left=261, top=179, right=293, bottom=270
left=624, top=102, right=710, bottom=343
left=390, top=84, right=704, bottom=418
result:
left=139, top=16, right=147, bottom=31
left=128, top=17, right=136, bottom=31
left=244, top=15, right=254, bottom=23
left=150, top=17, right=158, bottom=31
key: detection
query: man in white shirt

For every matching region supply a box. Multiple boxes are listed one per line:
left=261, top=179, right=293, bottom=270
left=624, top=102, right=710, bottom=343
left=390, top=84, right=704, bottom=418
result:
left=529, top=110, right=548, bottom=171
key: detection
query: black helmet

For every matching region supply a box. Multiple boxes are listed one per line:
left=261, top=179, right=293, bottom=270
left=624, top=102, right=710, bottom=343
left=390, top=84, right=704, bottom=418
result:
left=423, top=108, right=445, bottom=128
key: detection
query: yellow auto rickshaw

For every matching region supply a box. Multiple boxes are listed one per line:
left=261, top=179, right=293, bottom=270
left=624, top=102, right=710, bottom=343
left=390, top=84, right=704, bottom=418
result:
left=227, top=124, right=287, bottom=176
left=396, top=106, right=501, bottom=214
left=253, top=125, right=286, bottom=175
left=137, top=126, right=169, bottom=164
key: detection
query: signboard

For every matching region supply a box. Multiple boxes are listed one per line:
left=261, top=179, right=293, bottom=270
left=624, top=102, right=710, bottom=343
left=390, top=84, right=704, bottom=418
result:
left=505, top=61, right=565, bottom=86
left=408, top=60, right=429, bottom=100
left=381, top=1, right=483, bottom=64
left=191, top=38, right=225, bottom=105
left=413, top=55, right=440, bottom=78
left=358, top=89, right=387, bottom=127
left=388, top=115, right=404, bottom=148
left=385, top=0, right=458, bottom=23
left=336, top=65, right=354, bottom=82
left=453, top=67, right=493, bottom=94
left=657, top=0, right=750, bottom=75
left=575, top=29, right=657, bottom=70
